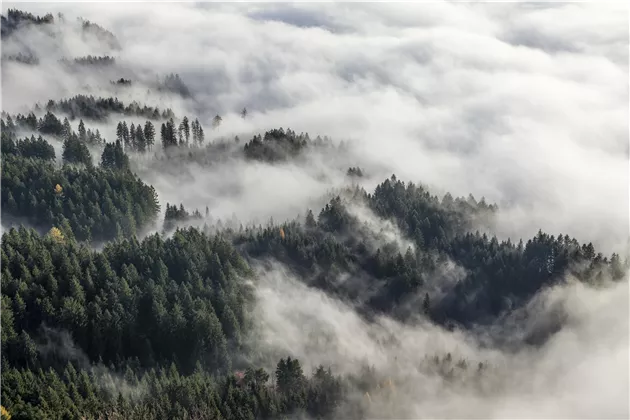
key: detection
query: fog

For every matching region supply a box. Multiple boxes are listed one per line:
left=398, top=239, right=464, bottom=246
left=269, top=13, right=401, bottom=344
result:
left=3, top=2, right=627, bottom=254
left=2, top=2, right=629, bottom=418
left=250, top=263, right=628, bottom=419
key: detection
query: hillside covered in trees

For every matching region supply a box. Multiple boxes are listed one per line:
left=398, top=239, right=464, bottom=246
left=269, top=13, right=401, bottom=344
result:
left=1, top=5, right=627, bottom=420
left=1, top=101, right=626, bottom=419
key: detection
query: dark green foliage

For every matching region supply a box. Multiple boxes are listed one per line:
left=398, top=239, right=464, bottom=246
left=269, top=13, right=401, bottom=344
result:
left=0, top=225, right=347, bottom=418
left=233, top=178, right=623, bottom=325
left=1, top=358, right=347, bottom=420
left=0, top=104, right=625, bottom=420
left=62, top=133, right=92, bottom=167
left=161, top=118, right=177, bottom=149
left=1, top=154, right=160, bottom=242
left=180, top=116, right=190, bottom=145
left=45, top=95, right=173, bottom=121
left=38, top=111, right=65, bottom=136
left=115, top=120, right=152, bottom=152
left=1, top=133, right=55, bottom=161
left=143, top=121, right=156, bottom=151
left=3, top=113, right=103, bottom=147
left=101, top=140, right=130, bottom=171
left=0, top=225, right=351, bottom=419
left=29, top=135, right=57, bottom=161
left=242, top=129, right=337, bottom=163
left=243, top=128, right=313, bottom=162
left=109, top=117, right=197, bottom=153
left=163, top=203, right=203, bottom=232
left=1, top=227, right=250, bottom=374
left=1, top=130, right=18, bottom=154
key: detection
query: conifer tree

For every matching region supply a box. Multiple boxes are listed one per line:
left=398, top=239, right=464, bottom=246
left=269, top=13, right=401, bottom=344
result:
left=144, top=121, right=155, bottom=151
left=78, top=119, right=86, bottom=142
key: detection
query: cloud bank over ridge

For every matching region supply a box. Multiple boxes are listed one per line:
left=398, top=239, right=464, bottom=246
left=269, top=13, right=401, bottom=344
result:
left=4, top=2, right=627, bottom=254
left=2, top=3, right=628, bottom=418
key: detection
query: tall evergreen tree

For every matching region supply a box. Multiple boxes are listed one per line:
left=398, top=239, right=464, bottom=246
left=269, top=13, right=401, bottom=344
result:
left=129, top=123, right=136, bottom=151
left=144, top=121, right=155, bottom=151
left=116, top=121, right=124, bottom=142
left=100, top=140, right=129, bottom=171
left=122, top=121, right=130, bottom=150
left=182, top=116, right=190, bottom=144
left=62, top=117, right=72, bottom=139
left=160, top=123, right=167, bottom=149
left=62, top=133, right=92, bottom=167
left=135, top=125, right=146, bottom=152
left=78, top=119, right=86, bottom=142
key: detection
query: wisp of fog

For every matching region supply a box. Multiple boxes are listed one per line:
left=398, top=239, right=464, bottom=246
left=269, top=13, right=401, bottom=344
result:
left=2, top=2, right=628, bottom=419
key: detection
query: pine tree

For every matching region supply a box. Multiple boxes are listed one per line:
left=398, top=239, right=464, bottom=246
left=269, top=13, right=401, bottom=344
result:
left=423, top=293, right=430, bottom=315
left=197, top=121, right=205, bottom=146
left=305, top=209, right=316, bottom=228
left=144, top=121, right=155, bottom=151
left=136, top=125, right=146, bottom=152
left=78, top=119, right=86, bottom=142
left=191, top=119, right=199, bottom=146
left=116, top=121, right=124, bottom=142
left=101, top=140, right=130, bottom=170
left=122, top=121, right=130, bottom=150
left=182, top=116, right=190, bottom=144
left=62, top=133, right=92, bottom=167
left=167, top=118, right=176, bottom=148
left=130, top=123, right=136, bottom=151
left=161, top=123, right=167, bottom=149
left=62, top=117, right=72, bottom=139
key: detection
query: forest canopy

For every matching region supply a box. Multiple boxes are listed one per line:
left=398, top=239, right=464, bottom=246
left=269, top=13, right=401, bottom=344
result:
left=1, top=5, right=627, bottom=420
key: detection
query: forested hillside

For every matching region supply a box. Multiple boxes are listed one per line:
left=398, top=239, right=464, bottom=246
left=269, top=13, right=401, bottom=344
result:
left=1, top=124, right=160, bottom=243
left=1, top=5, right=627, bottom=420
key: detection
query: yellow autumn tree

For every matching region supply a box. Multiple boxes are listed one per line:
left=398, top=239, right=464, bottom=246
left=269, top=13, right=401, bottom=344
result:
left=48, top=226, right=65, bottom=243
left=279, top=227, right=285, bottom=240
left=1, top=405, right=11, bottom=420
left=54, top=184, right=63, bottom=194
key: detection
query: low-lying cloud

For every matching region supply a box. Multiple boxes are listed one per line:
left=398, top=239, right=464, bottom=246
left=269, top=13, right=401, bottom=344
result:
left=2, top=3, right=628, bottom=418
left=3, top=1, right=626, bottom=254
left=249, top=263, right=629, bottom=419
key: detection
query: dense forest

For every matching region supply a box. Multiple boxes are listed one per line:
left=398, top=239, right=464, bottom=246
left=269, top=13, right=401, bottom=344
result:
left=45, top=96, right=174, bottom=122
left=1, top=9, right=54, bottom=38
left=1, top=121, right=160, bottom=243
left=1, top=104, right=627, bottom=419
left=61, top=56, right=116, bottom=69
left=1, top=6, right=627, bottom=420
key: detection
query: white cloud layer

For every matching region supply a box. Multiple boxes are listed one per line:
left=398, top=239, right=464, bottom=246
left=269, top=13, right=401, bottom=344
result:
left=2, top=3, right=628, bottom=418
left=3, top=2, right=626, bottom=254
left=250, top=264, right=629, bottom=419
